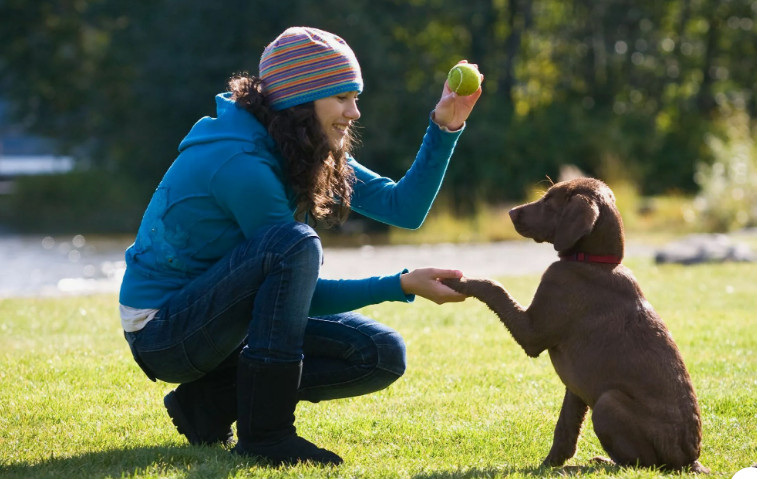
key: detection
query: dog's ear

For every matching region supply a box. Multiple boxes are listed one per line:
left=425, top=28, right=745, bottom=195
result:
left=553, top=193, right=599, bottom=251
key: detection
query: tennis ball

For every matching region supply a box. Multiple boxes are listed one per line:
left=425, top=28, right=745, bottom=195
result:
left=447, top=63, right=481, bottom=96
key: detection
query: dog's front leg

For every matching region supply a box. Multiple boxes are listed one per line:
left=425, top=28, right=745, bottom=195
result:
left=442, top=277, right=545, bottom=357
left=542, top=389, right=589, bottom=468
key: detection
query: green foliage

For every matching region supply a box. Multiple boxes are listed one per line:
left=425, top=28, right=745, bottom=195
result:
left=1, top=261, right=756, bottom=477
left=693, top=102, right=757, bottom=231
left=1, top=0, right=756, bottom=232
left=0, top=169, right=148, bottom=233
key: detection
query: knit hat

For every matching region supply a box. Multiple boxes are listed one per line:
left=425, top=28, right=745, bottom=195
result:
left=259, top=27, right=363, bottom=111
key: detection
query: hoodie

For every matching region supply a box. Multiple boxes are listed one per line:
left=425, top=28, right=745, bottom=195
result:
left=119, top=92, right=462, bottom=320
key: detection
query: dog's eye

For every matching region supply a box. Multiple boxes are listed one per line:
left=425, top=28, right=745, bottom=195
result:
left=542, top=196, right=558, bottom=212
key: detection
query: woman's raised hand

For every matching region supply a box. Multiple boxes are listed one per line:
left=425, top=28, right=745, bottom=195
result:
left=432, top=61, right=483, bottom=131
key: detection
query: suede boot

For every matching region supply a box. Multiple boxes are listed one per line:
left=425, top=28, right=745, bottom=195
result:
left=233, top=356, right=342, bottom=465
left=164, top=351, right=238, bottom=446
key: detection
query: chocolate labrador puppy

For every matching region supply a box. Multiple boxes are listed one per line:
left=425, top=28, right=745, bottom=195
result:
left=443, top=177, right=708, bottom=473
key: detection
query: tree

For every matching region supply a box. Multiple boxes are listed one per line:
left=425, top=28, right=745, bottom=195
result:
left=1, top=0, right=755, bottom=232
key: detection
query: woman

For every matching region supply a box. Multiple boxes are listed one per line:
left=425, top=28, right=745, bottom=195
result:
left=119, top=26, right=482, bottom=466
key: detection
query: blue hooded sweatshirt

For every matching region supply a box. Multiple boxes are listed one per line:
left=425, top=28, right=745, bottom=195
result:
left=119, top=92, right=462, bottom=318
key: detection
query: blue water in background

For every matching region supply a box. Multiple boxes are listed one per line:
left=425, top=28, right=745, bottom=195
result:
left=0, top=233, right=131, bottom=298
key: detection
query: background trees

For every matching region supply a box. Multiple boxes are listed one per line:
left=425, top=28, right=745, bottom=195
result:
left=1, top=0, right=755, bottom=232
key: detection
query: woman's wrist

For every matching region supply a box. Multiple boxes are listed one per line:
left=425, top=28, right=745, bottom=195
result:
left=399, top=271, right=411, bottom=295
left=431, top=110, right=464, bottom=132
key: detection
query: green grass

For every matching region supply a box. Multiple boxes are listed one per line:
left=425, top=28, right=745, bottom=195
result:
left=1, top=259, right=755, bottom=478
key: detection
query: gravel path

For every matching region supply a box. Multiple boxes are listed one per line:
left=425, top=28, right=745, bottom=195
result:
left=0, top=234, right=655, bottom=298
left=323, top=241, right=565, bottom=279
left=320, top=241, right=655, bottom=279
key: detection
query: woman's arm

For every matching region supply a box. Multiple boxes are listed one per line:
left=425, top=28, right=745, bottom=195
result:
left=348, top=62, right=482, bottom=229
left=309, top=268, right=465, bottom=316
left=348, top=119, right=461, bottom=229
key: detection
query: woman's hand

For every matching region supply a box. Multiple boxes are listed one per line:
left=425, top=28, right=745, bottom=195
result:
left=400, top=268, right=468, bottom=304
left=432, top=60, right=483, bottom=131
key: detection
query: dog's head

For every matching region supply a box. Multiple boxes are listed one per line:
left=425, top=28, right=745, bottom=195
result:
left=509, top=177, right=624, bottom=256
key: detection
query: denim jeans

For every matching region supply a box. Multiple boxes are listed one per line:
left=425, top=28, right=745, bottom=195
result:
left=124, top=221, right=406, bottom=401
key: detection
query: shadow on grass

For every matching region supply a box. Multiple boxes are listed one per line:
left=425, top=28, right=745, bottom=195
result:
left=0, top=444, right=258, bottom=479
left=411, top=461, right=708, bottom=478
left=410, top=463, right=636, bottom=478
left=2, top=449, right=693, bottom=479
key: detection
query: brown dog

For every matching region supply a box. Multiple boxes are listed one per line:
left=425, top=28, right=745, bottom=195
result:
left=443, top=177, right=708, bottom=473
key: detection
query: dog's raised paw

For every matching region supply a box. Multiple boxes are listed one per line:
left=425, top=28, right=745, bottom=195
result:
left=441, top=277, right=466, bottom=293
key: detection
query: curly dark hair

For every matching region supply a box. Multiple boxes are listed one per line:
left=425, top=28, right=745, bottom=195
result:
left=227, top=73, right=356, bottom=227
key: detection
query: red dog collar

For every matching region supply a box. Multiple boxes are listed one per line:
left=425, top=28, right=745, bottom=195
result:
left=560, top=252, right=622, bottom=264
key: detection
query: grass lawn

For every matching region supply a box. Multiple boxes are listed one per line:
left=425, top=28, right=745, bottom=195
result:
left=0, top=258, right=755, bottom=478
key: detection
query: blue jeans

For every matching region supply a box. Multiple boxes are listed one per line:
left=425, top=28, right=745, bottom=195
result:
left=124, top=222, right=406, bottom=402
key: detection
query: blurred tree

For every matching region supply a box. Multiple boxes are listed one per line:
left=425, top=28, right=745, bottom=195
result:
left=0, top=0, right=755, bottom=232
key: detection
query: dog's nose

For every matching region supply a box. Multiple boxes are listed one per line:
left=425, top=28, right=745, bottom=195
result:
left=509, top=207, right=520, bottom=222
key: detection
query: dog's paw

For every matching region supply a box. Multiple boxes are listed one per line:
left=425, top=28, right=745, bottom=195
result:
left=589, top=456, right=614, bottom=465
left=540, top=456, right=566, bottom=469
left=441, top=277, right=468, bottom=294
left=689, top=461, right=710, bottom=474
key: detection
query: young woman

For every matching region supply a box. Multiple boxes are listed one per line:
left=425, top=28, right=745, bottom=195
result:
left=119, top=26, right=482, bottom=466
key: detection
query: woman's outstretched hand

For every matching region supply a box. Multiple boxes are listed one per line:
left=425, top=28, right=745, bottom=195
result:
left=432, top=60, right=483, bottom=131
left=400, top=268, right=467, bottom=304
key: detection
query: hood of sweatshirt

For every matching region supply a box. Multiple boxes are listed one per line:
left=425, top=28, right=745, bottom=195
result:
left=177, top=92, right=275, bottom=153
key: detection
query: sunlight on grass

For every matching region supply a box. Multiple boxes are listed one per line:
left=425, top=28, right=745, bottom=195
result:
left=0, top=261, right=755, bottom=478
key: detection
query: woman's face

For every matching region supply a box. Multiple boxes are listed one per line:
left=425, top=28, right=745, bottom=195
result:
left=313, top=92, right=361, bottom=149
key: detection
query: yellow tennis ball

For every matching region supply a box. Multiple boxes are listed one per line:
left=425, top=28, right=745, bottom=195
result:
left=447, top=63, right=481, bottom=96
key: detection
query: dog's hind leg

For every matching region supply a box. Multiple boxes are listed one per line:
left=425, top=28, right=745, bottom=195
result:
left=542, top=389, right=589, bottom=467
left=591, top=389, right=658, bottom=467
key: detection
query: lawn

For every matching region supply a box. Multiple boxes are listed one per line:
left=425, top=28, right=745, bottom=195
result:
left=0, top=257, right=755, bottom=478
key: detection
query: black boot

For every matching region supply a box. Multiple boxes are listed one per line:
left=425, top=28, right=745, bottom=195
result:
left=164, top=350, right=238, bottom=446
left=233, top=356, right=343, bottom=465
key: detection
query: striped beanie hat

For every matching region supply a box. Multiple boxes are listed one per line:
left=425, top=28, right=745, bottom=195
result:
left=259, top=27, right=363, bottom=111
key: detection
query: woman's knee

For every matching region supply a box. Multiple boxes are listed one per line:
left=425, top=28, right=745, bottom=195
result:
left=276, top=221, right=319, bottom=242
left=374, top=326, right=407, bottom=379
left=313, top=312, right=407, bottom=377
left=273, top=222, right=322, bottom=265
left=248, top=222, right=322, bottom=275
